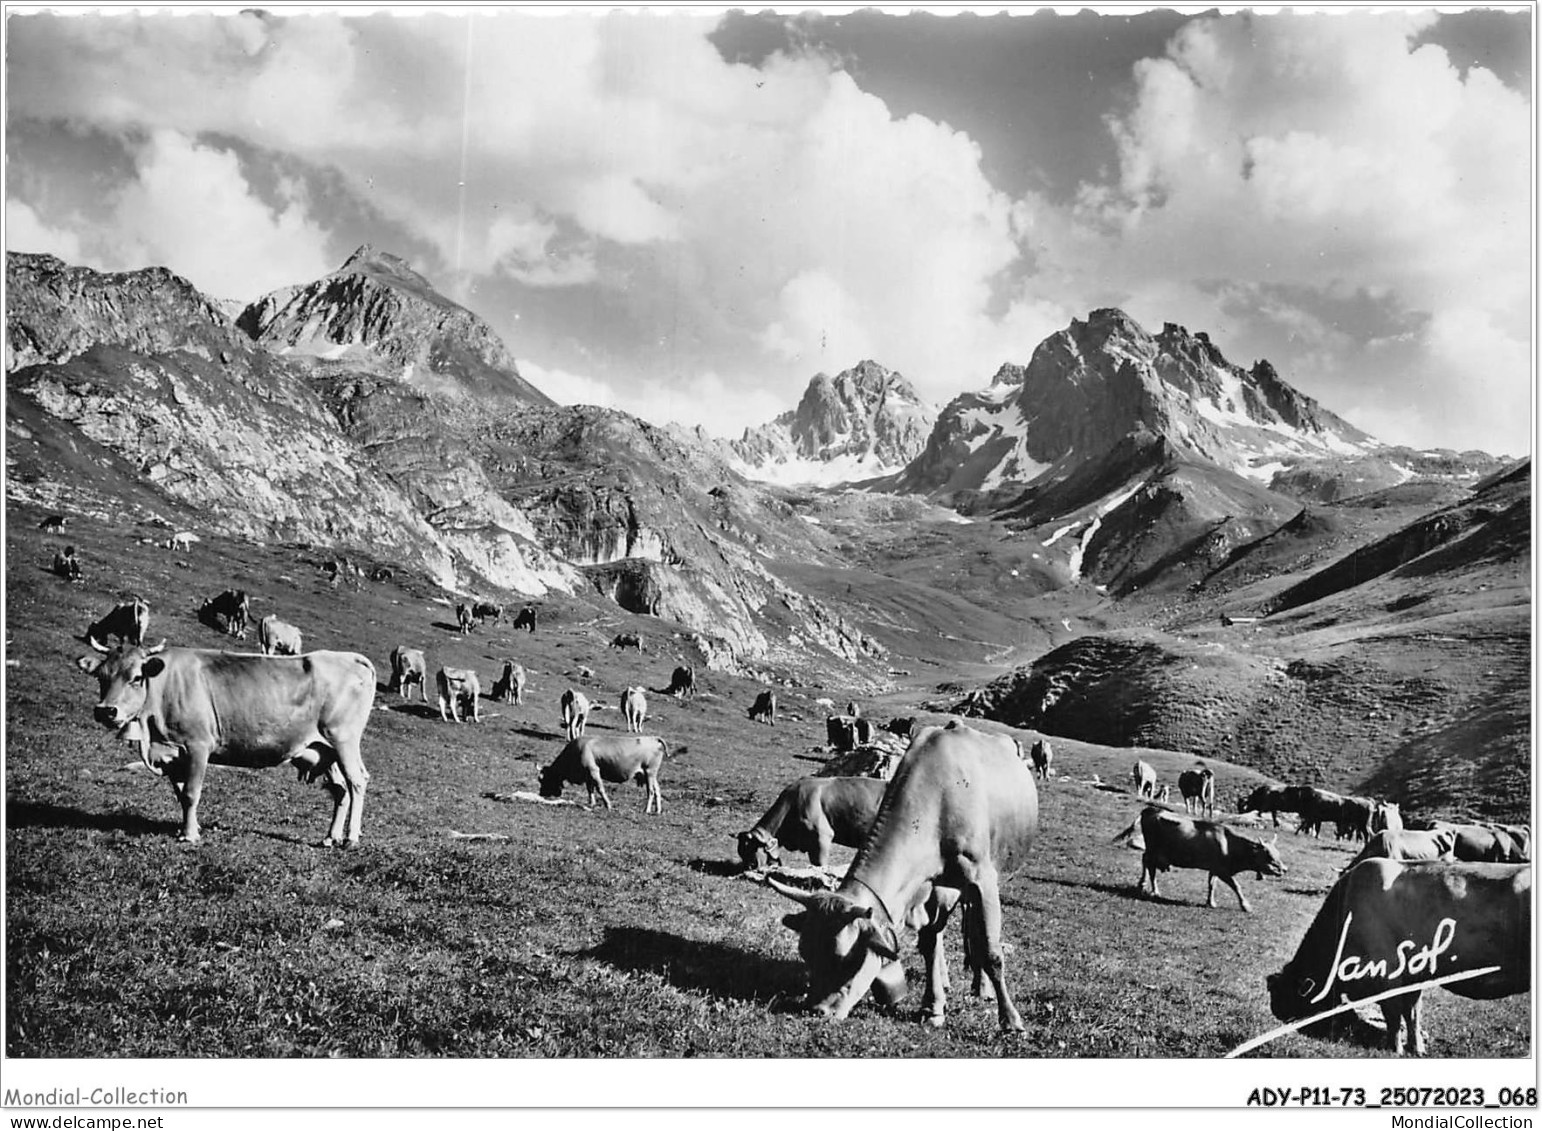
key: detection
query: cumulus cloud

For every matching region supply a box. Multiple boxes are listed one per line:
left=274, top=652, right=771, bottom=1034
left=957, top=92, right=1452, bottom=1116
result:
left=1018, top=10, right=1531, bottom=452
left=5, top=199, right=85, bottom=262
left=520, top=357, right=786, bottom=439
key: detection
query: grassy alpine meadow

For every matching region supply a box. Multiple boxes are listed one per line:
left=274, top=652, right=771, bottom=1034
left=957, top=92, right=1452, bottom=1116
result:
left=4, top=509, right=1530, bottom=1060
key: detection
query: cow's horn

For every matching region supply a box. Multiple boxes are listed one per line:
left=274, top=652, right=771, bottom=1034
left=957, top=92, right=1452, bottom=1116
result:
left=145, top=638, right=168, bottom=654
left=86, top=635, right=111, bottom=654
left=766, top=877, right=817, bottom=907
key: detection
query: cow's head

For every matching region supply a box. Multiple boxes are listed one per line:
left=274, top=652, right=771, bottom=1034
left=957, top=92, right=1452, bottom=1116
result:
left=769, top=881, right=907, bottom=1018
left=1265, top=968, right=1317, bottom=1022
left=1244, top=833, right=1288, bottom=880
left=537, top=762, right=564, bottom=800
left=76, top=639, right=168, bottom=726
left=735, top=827, right=782, bottom=870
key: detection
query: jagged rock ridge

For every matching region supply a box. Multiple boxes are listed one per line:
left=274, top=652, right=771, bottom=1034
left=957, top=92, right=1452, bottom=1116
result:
left=728, top=360, right=935, bottom=486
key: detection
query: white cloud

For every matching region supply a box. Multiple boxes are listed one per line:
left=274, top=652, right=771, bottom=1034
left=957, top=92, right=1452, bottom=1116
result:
left=100, top=130, right=335, bottom=301
left=520, top=357, right=785, bottom=439
left=5, top=199, right=85, bottom=263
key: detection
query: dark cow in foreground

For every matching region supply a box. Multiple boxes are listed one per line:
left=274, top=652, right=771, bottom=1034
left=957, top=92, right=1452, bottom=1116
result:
left=1131, top=760, right=1157, bottom=800
left=1029, top=740, right=1053, bottom=782
left=86, top=598, right=149, bottom=648
left=539, top=734, right=667, bottom=813
left=200, top=589, right=250, bottom=639
left=436, top=668, right=481, bottom=723
left=1179, top=767, right=1216, bottom=818
left=257, top=614, right=302, bottom=657
left=1343, top=828, right=1458, bottom=872
left=472, top=602, right=503, bottom=626
left=75, top=641, right=374, bottom=845
left=610, top=632, right=643, bottom=652
left=748, top=690, right=777, bottom=725
left=621, top=686, right=647, bottom=732
left=456, top=604, right=474, bottom=635
left=512, top=606, right=538, bottom=633
left=560, top=688, right=591, bottom=740
left=490, top=660, right=525, bottom=705
left=389, top=647, right=427, bottom=701
left=736, top=776, right=886, bottom=870
left=667, top=665, right=696, bottom=701
left=1269, top=859, right=1531, bottom=1055
left=52, top=546, right=83, bottom=581
left=769, top=720, right=1039, bottom=1031
left=1136, top=806, right=1285, bottom=912
left=1239, top=784, right=1295, bottom=827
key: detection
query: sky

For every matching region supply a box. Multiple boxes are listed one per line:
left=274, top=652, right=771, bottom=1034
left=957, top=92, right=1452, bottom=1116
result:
left=4, top=6, right=1533, bottom=455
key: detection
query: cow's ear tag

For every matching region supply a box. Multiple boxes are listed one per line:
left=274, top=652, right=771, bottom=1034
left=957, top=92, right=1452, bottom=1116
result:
left=782, top=912, right=807, bottom=932
left=142, top=657, right=166, bottom=679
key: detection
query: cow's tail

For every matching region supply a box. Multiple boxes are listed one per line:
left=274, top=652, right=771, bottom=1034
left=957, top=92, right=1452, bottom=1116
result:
left=1110, top=817, right=1142, bottom=845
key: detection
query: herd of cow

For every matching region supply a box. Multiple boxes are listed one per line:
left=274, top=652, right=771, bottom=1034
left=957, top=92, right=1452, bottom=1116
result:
left=66, top=583, right=1529, bottom=1056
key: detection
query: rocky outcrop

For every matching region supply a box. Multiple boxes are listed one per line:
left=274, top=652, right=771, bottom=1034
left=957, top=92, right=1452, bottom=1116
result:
left=729, top=360, right=934, bottom=486
left=238, top=245, right=553, bottom=408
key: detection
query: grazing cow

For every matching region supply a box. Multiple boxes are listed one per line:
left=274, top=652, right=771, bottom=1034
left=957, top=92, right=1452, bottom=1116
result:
left=1132, top=760, right=1157, bottom=800
left=539, top=734, right=667, bottom=813
left=257, top=614, right=303, bottom=657
left=1344, top=828, right=1458, bottom=872
left=456, top=603, right=474, bottom=636
left=1337, top=796, right=1375, bottom=842
left=38, top=514, right=67, bottom=532
left=769, top=721, right=1039, bottom=1031
left=513, top=606, right=537, bottom=633
left=1029, top=739, right=1053, bottom=782
left=1371, top=801, right=1404, bottom=836
left=748, top=689, right=777, bottom=725
left=667, top=665, right=696, bottom=701
left=199, top=589, right=250, bottom=639
left=436, top=668, right=481, bottom=723
left=610, top=632, right=643, bottom=652
left=885, top=717, right=915, bottom=739
left=846, top=700, right=861, bottom=718
left=490, top=660, right=525, bottom=705
left=472, top=602, right=503, bottom=627
left=736, top=776, right=887, bottom=870
left=1179, top=767, right=1216, bottom=819
left=621, top=686, right=647, bottom=733
left=1268, top=859, right=1531, bottom=1055
left=166, top=531, right=199, bottom=551
left=85, top=598, right=149, bottom=648
left=1290, top=786, right=1347, bottom=839
left=1157, top=784, right=1172, bottom=804
left=1442, top=823, right=1533, bottom=864
left=76, top=640, right=374, bottom=845
left=52, top=545, right=83, bottom=581
left=389, top=647, right=427, bottom=701
left=560, top=688, right=591, bottom=740
left=1239, top=784, right=1296, bottom=828
left=1136, top=806, right=1286, bottom=912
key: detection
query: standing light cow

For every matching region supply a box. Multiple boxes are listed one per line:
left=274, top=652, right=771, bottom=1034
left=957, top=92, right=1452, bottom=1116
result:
left=620, top=686, right=647, bottom=733
left=76, top=640, right=375, bottom=846
left=389, top=647, right=427, bottom=701
left=560, top=688, right=591, bottom=740
left=1268, top=859, right=1531, bottom=1055
left=258, top=614, right=303, bottom=657
left=1132, top=760, right=1157, bottom=800
left=436, top=667, right=481, bottom=723
left=769, top=720, right=1039, bottom=1031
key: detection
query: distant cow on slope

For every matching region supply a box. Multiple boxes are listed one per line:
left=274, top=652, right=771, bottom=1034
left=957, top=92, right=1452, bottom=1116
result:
left=667, top=665, right=696, bottom=701
left=258, top=615, right=303, bottom=657
left=491, top=661, right=525, bottom=705
left=560, top=689, right=591, bottom=741
left=621, top=686, right=647, bottom=733
left=748, top=690, right=777, bottom=725
left=1131, top=760, right=1157, bottom=800
left=436, top=668, right=481, bottom=723
left=389, top=647, right=427, bottom=701
left=1029, top=740, right=1053, bottom=782
left=200, top=589, right=250, bottom=639
left=512, top=607, right=538, bottom=633
left=1179, top=767, right=1216, bottom=819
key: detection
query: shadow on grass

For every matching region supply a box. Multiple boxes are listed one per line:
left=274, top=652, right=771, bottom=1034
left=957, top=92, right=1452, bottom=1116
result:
left=1031, top=874, right=1190, bottom=906
left=512, top=726, right=563, bottom=742
left=578, top=924, right=806, bottom=1006
left=6, top=799, right=172, bottom=837
left=687, top=858, right=744, bottom=879
left=389, top=702, right=443, bottom=721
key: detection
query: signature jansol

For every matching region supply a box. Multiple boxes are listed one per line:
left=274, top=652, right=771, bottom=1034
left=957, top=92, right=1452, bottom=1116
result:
left=1309, top=911, right=1457, bottom=1005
